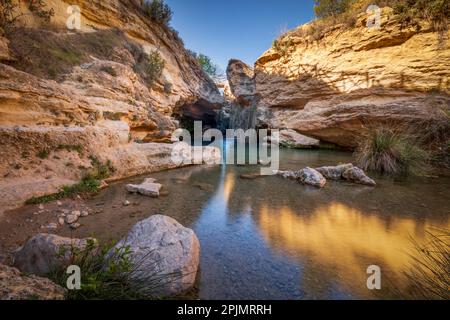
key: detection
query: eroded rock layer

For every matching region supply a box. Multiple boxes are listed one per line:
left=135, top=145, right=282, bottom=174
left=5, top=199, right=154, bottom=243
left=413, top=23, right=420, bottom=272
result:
left=228, top=7, right=450, bottom=147
left=0, top=0, right=222, bottom=213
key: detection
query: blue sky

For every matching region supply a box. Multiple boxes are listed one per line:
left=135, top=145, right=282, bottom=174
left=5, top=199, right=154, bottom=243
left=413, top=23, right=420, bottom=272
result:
left=165, top=0, right=316, bottom=72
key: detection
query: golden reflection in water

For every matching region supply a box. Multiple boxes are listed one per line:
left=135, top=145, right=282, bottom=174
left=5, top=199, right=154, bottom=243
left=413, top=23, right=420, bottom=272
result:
left=222, top=172, right=235, bottom=204
left=257, top=203, right=449, bottom=295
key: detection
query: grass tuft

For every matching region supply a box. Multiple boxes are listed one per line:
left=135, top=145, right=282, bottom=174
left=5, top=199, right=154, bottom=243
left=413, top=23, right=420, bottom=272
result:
left=25, top=157, right=116, bottom=205
left=402, top=228, right=450, bottom=300
left=355, top=126, right=429, bottom=176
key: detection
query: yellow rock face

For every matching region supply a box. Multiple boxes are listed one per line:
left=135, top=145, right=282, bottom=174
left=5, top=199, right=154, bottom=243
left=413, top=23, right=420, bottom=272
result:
left=0, top=0, right=222, bottom=213
left=254, top=7, right=450, bottom=147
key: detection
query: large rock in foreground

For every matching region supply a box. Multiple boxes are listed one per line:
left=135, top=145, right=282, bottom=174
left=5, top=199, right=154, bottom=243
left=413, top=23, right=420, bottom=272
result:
left=13, top=234, right=97, bottom=276
left=0, top=264, right=65, bottom=300
left=108, top=215, right=200, bottom=298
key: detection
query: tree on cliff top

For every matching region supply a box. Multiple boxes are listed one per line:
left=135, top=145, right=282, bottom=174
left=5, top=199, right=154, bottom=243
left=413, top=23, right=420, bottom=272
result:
left=314, top=0, right=353, bottom=18
left=141, top=0, right=172, bottom=26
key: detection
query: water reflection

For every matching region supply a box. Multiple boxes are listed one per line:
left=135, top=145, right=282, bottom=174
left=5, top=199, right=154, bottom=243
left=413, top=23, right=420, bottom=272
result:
left=94, top=141, right=449, bottom=299
left=257, top=203, right=449, bottom=298
left=191, top=142, right=449, bottom=299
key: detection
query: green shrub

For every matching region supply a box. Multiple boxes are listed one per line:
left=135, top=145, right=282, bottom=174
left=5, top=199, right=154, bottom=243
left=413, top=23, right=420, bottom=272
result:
left=25, top=157, right=115, bottom=205
left=49, top=239, right=183, bottom=300
left=48, top=241, right=147, bottom=300
left=134, top=49, right=165, bottom=87
left=273, top=38, right=293, bottom=57
left=141, top=0, right=172, bottom=26
left=314, top=0, right=353, bottom=18
left=393, top=0, right=449, bottom=40
left=88, top=156, right=116, bottom=180
left=37, top=149, right=50, bottom=159
left=188, top=51, right=219, bottom=77
left=355, top=126, right=429, bottom=176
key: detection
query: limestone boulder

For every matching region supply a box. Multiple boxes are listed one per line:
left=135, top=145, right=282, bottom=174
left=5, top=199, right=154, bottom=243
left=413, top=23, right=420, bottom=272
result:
left=298, top=167, right=327, bottom=188
left=13, top=234, right=97, bottom=276
left=315, top=164, right=354, bottom=180
left=107, top=215, right=200, bottom=298
left=126, top=178, right=162, bottom=197
left=342, top=167, right=377, bottom=186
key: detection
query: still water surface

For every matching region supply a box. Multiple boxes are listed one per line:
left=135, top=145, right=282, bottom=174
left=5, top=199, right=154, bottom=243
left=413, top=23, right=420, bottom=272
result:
left=87, top=141, right=450, bottom=299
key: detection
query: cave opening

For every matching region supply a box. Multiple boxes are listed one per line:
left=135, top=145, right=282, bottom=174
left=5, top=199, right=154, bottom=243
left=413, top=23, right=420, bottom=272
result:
left=174, top=99, right=223, bottom=135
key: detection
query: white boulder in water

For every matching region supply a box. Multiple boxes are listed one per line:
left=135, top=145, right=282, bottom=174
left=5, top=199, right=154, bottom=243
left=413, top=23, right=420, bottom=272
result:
left=126, top=178, right=162, bottom=197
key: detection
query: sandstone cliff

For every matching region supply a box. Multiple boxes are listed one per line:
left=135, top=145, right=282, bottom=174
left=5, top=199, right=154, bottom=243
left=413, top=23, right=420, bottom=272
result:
left=228, top=7, right=450, bottom=148
left=0, top=0, right=222, bottom=213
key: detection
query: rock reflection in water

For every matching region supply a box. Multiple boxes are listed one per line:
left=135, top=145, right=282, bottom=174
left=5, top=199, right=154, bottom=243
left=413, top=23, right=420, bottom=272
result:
left=257, top=203, right=449, bottom=298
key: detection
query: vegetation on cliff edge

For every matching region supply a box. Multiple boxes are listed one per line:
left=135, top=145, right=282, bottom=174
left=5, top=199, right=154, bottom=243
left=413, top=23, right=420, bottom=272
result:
left=25, top=157, right=116, bottom=205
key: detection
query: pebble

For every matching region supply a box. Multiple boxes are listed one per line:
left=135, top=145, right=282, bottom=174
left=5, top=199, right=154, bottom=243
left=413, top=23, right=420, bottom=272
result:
left=66, top=214, right=79, bottom=224
left=81, top=211, right=89, bottom=217
left=123, top=200, right=130, bottom=207
left=57, top=201, right=63, bottom=206
left=72, top=210, right=81, bottom=217
left=58, top=218, right=65, bottom=226
left=93, top=209, right=104, bottom=215
left=43, top=223, right=58, bottom=230
left=70, top=223, right=81, bottom=230
left=38, top=204, right=44, bottom=210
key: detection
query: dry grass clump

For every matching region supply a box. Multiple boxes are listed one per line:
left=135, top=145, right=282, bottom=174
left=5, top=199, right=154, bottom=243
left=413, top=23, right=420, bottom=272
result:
left=402, top=228, right=450, bottom=300
left=355, top=103, right=450, bottom=176
left=355, top=125, right=429, bottom=176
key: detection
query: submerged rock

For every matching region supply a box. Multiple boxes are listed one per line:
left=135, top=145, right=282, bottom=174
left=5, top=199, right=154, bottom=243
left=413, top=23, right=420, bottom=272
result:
left=298, top=167, right=327, bottom=188
left=240, top=173, right=264, bottom=180
left=0, top=264, right=66, bottom=300
left=342, top=167, right=376, bottom=186
left=107, top=215, right=200, bottom=298
left=126, top=178, right=162, bottom=197
left=13, top=234, right=97, bottom=276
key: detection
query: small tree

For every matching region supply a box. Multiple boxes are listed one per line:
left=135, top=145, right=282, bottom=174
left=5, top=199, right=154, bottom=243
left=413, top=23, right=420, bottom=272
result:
left=189, top=51, right=219, bottom=77
left=314, top=0, right=353, bottom=18
left=142, top=0, right=172, bottom=26
left=135, top=49, right=165, bottom=87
